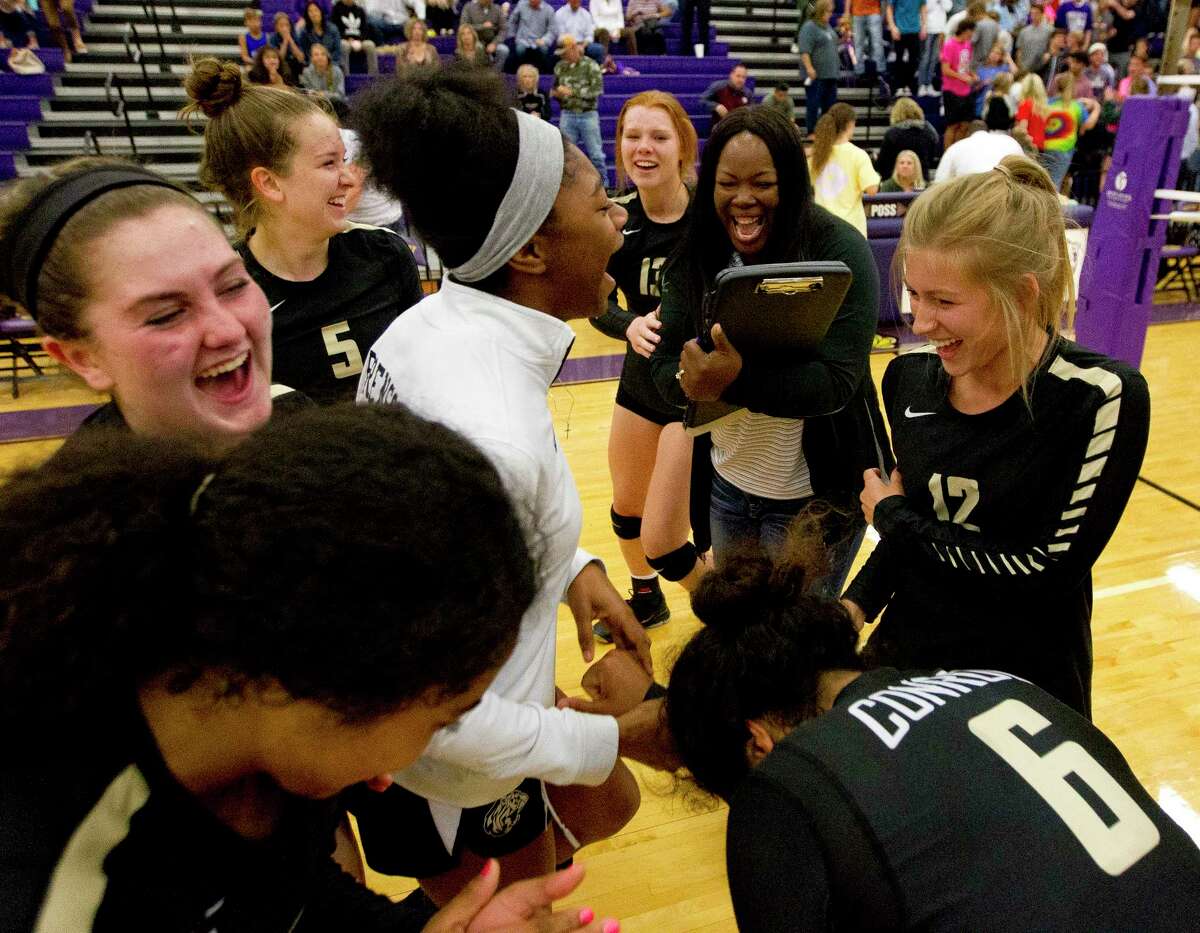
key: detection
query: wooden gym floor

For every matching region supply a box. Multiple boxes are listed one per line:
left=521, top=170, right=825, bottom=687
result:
left=0, top=320, right=1197, bottom=929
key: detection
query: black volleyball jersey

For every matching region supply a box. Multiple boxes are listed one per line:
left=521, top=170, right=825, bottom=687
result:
left=843, top=338, right=1149, bottom=717
left=589, top=189, right=689, bottom=419
left=726, top=667, right=1200, bottom=932
left=238, top=225, right=423, bottom=405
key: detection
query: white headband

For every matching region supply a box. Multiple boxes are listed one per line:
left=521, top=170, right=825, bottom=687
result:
left=451, top=109, right=565, bottom=283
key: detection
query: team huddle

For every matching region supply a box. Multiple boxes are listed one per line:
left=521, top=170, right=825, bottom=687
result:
left=0, top=59, right=1197, bottom=933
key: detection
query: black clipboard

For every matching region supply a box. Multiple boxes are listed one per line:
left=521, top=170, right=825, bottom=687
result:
left=684, top=261, right=853, bottom=436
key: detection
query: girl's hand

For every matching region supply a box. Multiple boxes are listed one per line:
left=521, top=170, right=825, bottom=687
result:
left=860, top=467, right=905, bottom=526
left=679, top=324, right=742, bottom=401
left=625, top=308, right=663, bottom=358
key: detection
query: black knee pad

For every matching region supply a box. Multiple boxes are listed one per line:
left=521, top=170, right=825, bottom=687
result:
left=647, top=541, right=699, bottom=582
left=610, top=507, right=642, bottom=540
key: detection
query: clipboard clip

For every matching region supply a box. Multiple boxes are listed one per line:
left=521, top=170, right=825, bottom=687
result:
left=755, top=276, right=826, bottom=295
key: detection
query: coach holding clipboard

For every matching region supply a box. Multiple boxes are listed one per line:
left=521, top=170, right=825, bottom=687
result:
left=650, top=106, right=892, bottom=593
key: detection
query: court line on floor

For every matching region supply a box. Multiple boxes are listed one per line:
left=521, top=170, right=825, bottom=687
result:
left=1137, top=476, right=1200, bottom=514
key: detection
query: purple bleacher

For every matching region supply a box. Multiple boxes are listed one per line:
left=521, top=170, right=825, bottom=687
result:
left=613, top=56, right=733, bottom=74
left=0, top=97, right=44, bottom=122
left=0, top=151, right=14, bottom=179
left=0, top=123, right=29, bottom=149
left=0, top=74, right=54, bottom=97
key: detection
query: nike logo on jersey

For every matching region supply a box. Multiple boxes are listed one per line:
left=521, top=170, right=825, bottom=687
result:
left=269, top=300, right=286, bottom=313
left=622, top=227, right=642, bottom=235
left=905, top=406, right=936, bottom=418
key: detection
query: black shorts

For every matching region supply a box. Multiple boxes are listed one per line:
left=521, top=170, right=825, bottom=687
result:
left=943, top=90, right=976, bottom=125
left=346, top=778, right=551, bottom=878
left=616, top=384, right=681, bottom=427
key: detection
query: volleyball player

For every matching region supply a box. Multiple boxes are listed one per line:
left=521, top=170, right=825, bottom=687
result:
left=576, top=538, right=1200, bottom=931
left=589, top=91, right=704, bottom=639
left=0, top=405, right=614, bottom=932
left=842, top=155, right=1150, bottom=718
left=349, top=65, right=647, bottom=902
left=0, top=157, right=298, bottom=454
left=182, top=59, right=422, bottom=405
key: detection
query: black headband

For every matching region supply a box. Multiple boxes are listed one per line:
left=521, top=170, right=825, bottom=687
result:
left=1, top=166, right=189, bottom=321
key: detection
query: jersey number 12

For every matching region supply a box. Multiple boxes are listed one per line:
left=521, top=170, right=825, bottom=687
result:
left=928, top=473, right=981, bottom=532
left=969, top=699, right=1160, bottom=876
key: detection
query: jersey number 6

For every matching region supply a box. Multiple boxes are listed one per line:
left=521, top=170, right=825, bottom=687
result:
left=322, top=321, right=364, bottom=380
left=969, top=699, right=1160, bottom=876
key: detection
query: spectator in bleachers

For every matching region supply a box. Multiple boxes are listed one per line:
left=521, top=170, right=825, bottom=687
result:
left=594, top=28, right=620, bottom=72
left=1104, top=0, right=1141, bottom=77
left=299, top=2, right=343, bottom=67
left=917, top=0, right=950, bottom=95
left=554, top=35, right=608, bottom=179
left=880, top=147, right=926, bottom=190
left=798, top=0, right=840, bottom=135
left=508, top=0, right=556, bottom=72
left=514, top=61, right=551, bottom=117
left=332, top=0, right=380, bottom=74
left=1054, top=0, right=1092, bottom=45
left=364, top=0, right=419, bottom=45
left=425, top=0, right=457, bottom=35
left=875, top=96, right=939, bottom=180
left=39, top=0, right=85, bottom=61
left=809, top=102, right=880, bottom=236
left=270, top=11, right=308, bottom=73
left=395, top=17, right=440, bottom=67
left=1064, top=28, right=1086, bottom=55
left=967, top=3, right=999, bottom=73
left=1051, top=49, right=1092, bottom=98
left=625, top=0, right=671, bottom=55
left=940, top=17, right=978, bottom=149
left=1041, top=73, right=1098, bottom=191
left=455, top=23, right=490, bottom=65
left=1016, top=71, right=1049, bottom=148
left=1037, top=28, right=1068, bottom=85
left=592, top=0, right=637, bottom=55
left=240, top=7, right=269, bottom=68
left=847, top=0, right=885, bottom=79
left=1015, top=1, right=1054, bottom=75
left=300, top=41, right=347, bottom=97
left=934, top=119, right=1023, bottom=181
left=1084, top=41, right=1116, bottom=96
left=460, top=0, right=510, bottom=68
left=994, top=0, right=1027, bottom=34
left=554, top=0, right=606, bottom=63
left=702, top=63, right=752, bottom=127
left=763, top=82, right=797, bottom=124
left=0, top=0, right=40, bottom=71
left=678, top=0, right=711, bottom=57
left=250, top=45, right=298, bottom=87
left=976, top=40, right=1016, bottom=115
left=885, top=0, right=925, bottom=98
left=984, top=71, right=1015, bottom=128
left=1116, top=51, right=1155, bottom=98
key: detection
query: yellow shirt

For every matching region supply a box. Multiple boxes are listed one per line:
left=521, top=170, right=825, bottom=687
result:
left=810, top=142, right=881, bottom=237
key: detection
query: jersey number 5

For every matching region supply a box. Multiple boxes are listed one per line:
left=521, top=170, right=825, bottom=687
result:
left=969, top=699, right=1160, bottom=876
left=928, top=472, right=981, bottom=532
left=322, top=322, right=364, bottom=380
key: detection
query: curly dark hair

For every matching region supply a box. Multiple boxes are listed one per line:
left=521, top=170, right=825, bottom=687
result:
left=348, top=62, right=573, bottom=292
left=0, top=404, right=535, bottom=734
left=665, top=105, right=835, bottom=319
left=665, top=533, right=863, bottom=802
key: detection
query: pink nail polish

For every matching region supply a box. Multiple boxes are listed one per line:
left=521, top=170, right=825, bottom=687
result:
left=602, top=921, right=620, bottom=933
left=579, top=907, right=595, bottom=924
left=479, top=859, right=494, bottom=878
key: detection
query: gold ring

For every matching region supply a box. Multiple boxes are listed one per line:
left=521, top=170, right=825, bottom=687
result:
left=675, top=369, right=685, bottom=381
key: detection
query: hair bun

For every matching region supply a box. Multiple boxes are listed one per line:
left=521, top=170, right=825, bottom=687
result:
left=184, top=58, right=244, bottom=119
left=690, top=551, right=814, bottom=636
left=997, top=154, right=1057, bottom=196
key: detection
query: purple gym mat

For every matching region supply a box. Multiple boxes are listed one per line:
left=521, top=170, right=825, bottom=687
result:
left=0, top=403, right=97, bottom=444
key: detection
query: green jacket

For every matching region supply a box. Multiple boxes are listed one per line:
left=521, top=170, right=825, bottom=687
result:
left=553, top=56, right=602, bottom=112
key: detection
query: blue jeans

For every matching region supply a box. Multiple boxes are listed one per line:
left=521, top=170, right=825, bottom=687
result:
left=559, top=109, right=607, bottom=179
left=852, top=13, right=884, bottom=75
left=805, top=77, right=838, bottom=135
left=709, top=470, right=866, bottom=598
left=918, top=33, right=942, bottom=87
left=1039, top=149, right=1073, bottom=190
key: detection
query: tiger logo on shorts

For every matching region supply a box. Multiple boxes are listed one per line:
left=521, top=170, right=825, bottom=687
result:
left=483, top=788, right=531, bottom=837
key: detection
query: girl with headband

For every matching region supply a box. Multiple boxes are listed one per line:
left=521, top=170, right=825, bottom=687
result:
left=182, top=58, right=422, bottom=405
left=588, top=91, right=706, bottom=642
left=843, top=156, right=1149, bottom=717
left=0, top=157, right=289, bottom=455
left=351, top=65, right=648, bottom=905
left=0, top=403, right=615, bottom=932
